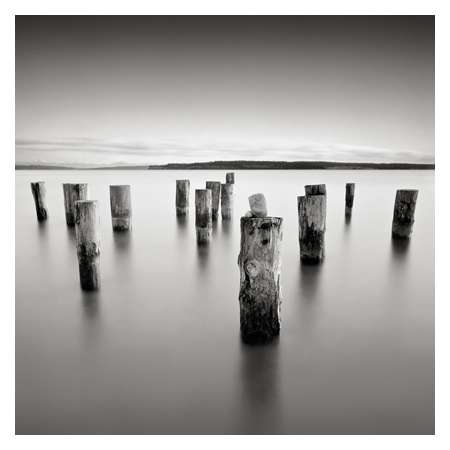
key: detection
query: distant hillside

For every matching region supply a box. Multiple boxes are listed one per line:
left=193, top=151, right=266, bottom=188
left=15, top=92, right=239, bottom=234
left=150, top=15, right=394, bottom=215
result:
left=147, top=160, right=435, bottom=170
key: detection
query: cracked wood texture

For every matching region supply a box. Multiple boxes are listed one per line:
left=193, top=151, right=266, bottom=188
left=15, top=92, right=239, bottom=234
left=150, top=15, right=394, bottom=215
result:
left=392, top=189, right=419, bottom=239
left=63, top=183, right=88, bottom=226
left=195, top=189, right=212, bottom=244
left=238, top=216, right=283, bottom=343
left=298, top=194, right=326, bottom=263
left=30, top=181, right=48, bottom=222
left=75, top=200, right=100, bottom=291
left=205, top=181, right=221, bottom=220
left=175, top=179, right=190, bottom=216
left=221, top=183, right=233, bottom=220
left=110, top=185, right=132, bottom=231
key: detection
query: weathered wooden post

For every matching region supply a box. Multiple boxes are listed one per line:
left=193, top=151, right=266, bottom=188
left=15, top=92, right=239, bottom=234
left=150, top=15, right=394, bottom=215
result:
left=221, top=183, right=233, bottom=220
left=238, top=216, right=283, bottom=343
left=345, top=183, right=355, bottom=217
left=63, top=183, right=88, bottom=226
left=176, top=179, right=190, bottom=216
left=30, top=181, right=48, bottom=221
left=195, top=189, right=212, bottom=244
left=226, top=172, right=235, bottom=184
left=205, top=181, right=221, bottom=220
left=110, top=185, right=132, bottom=231
left=298, top=194, right=326, bottom=263
left=305, top=184, right=326, bottom=229
left=392, top=189, right=419, bottom=239
left=75, top=200, right=100, bottom=290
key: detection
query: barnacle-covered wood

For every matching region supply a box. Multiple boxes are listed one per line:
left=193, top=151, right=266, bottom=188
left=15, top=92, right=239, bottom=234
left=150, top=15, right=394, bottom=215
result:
left=345, top=183, right=355, bottom=217
left=298, top=194, right=326, bottom=263
left=392, top=189, right=419, bottom=239
left=31, top=181, right=48, bottom=222
left=75, top=200, right=100, bottom=291
left=175, top=180, right=190, bottom=216
left=221, top=183, right=233, bottom=220
left=195, top=189, right=212, bottom=244
left=110, top=185, right=132, bottom=231
left=238, top=216, right=283, bottom=343
left=63, top=183, right=88, bottom=226
left=205, top=181, right=221, bottom=220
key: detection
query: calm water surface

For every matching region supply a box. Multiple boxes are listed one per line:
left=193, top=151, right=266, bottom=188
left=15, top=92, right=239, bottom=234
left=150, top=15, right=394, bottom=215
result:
left=15, top=170, right=434, bottom=434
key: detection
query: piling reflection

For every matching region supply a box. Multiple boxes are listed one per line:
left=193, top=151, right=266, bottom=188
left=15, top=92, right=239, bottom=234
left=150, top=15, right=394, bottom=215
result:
left=345, top=213, right=352, bottom=226
left=113, top=231, right=132, bottom=254
left=299, top=262, right=322, bottom=301
left=196, top=244, right=210, bottom=273
left=65, top=226, right=76, bottom=246
left=238, top=338, right=281, bottom=432
left=222, top=219, right=232, bottom=238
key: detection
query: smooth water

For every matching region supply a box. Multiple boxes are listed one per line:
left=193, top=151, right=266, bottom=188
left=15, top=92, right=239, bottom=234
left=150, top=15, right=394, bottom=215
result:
left=15, top=170, right=434, bottom=434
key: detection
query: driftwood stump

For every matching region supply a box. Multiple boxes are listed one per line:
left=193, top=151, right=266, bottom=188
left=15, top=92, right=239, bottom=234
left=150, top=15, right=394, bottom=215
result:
left=63, top=183, right=88, bottom=226
left=176, top=180, right=190, bottom=216
left=298, top=194, right=326, bottom=263
left=75, top=200, right=100, bottom=291
left=31, top=182, right=48, bottom=221
left=205, top=181, right=221, bottom=220
left=345, top=183, right=355, bottom=217
left=238, top=216, right=283, bottom=343
left=221, top=183, right=233, bottom=220
left=110, top=185, right=132, bottom=231
left=392, top=189, right=419, bottom=239
left=195, top=189, right=212, bottom=244
left=226, top=172, right=235, bottom=184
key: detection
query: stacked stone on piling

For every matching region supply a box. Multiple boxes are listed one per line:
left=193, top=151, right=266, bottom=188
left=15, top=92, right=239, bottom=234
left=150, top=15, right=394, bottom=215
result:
left=345, top=183, right=355, bottom=217
left=392, top=189, right=419, bottom=239
left=110, top=185, right=132, bottom=231
left=195, top=189, right=212, bottom=244
left=63, top=183, right=88, bottom=226
left=205, top=181, right=221, bottom=220
left=238, top=216, right=283, bottom=343
left=31, top=182, right=48, bottom=222
left=221, top=183, right=233, bottom=220
left=298, top=194, right=326, bottom=263
left=175, top=180, right=190, bottom=216
left=75, top=200, right=100, bottom=291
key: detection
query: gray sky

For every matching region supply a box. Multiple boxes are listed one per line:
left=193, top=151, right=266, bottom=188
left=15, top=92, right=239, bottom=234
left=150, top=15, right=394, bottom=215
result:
left=15, top=16, right=435, bottom=166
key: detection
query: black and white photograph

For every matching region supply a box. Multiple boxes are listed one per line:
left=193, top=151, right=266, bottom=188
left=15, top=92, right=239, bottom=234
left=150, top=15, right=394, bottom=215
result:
left=8, top=9, right=443, bottom=442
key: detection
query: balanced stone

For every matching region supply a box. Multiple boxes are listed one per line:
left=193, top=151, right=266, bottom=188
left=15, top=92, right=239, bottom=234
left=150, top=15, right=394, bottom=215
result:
left=248, top=193, right=267, bottom=217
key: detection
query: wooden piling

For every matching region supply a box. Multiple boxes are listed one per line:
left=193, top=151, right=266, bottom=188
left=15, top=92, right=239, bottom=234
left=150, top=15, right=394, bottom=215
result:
left=392, top=189, right=419, bottom=239
left=345, top=183, right=355, bottom=217
left=63, top=183, right=88, bottom=226
left=226, top=172, right=235, bottom=184
left=305, top=184, right=326, bottom=196
left=238, top=216, right=283, bottom=343
left=195, top=189, right=212, bottom=244
left=298, top=194, right=326, bottom=263
left=75, top=200, right=100, bottom=291
left=175, top=180, right=190, bottom=216
left=205, top=181, right=221, bottom=220
left=110, top=185, right=132, bottom=231
left=30, top=182, right=48, bottom=221
left=221, top=183, right=233, bottom=220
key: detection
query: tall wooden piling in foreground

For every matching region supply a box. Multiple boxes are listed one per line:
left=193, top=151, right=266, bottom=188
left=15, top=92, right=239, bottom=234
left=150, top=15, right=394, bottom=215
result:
left=175, top=180, right=190, bottom=216
left=298, top=194, right=326, bottom=263
left=205, top=181, right=221, bottom=220
left=392, top=189, right=419, bottom=239
left=110, top=185, right=132, bottom=231
left=226, top=172, right=235, bottom=184
left=345, top=183, right=355, bottom=217
left=195, top=189, right=212, bottom=244
left=63, top=183, right=88, bottom=226
left=75, top=200, right=100, bottom=291
left=31, top=182, right=48, bottom=221
left=221, top=183, right=233, bottom=220
left=238, top=216, right=283, bottom=343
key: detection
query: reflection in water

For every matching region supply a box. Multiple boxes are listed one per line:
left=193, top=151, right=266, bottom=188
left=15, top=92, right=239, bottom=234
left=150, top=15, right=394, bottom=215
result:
left=65, top=226, right=76, bottom=246
left=113, top=231, right=132, bottom=254
left=196, top=244, right=210, bottom=273
left=345, top=213, right=352, bottom=226
left=176, top=214, right=188, bottom=230
left=80, top=290, right=101, bottom=346
left=81, top=290, right=100, bottom=319
left=222, top=219, right=232, bottom=239
left=238, top=339, right=281, bottom=432
left=212, top=219, right=218, bottom=237
left=299, top=262, right=322, bottom=301
left=391, top=237, right=410, bottom=260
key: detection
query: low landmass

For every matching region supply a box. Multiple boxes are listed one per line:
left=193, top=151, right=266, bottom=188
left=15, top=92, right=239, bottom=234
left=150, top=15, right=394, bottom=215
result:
left=15, top=161, right=435, bottom=170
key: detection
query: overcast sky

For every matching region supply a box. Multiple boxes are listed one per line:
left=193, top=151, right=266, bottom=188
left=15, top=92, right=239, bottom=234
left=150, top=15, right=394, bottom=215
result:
left=15, top=16, right=434, bottom=166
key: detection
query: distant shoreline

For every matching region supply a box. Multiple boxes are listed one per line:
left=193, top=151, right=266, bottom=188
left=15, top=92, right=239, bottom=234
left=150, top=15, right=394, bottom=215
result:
left=16, top=160, right=435, bottom=170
